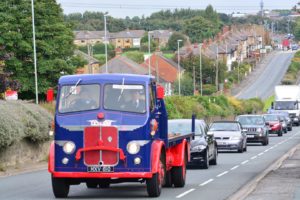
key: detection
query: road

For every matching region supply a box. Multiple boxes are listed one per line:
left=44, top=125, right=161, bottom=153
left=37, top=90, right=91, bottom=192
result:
left=1, top=128, right=300, bottom=200
left=236, top=51, right=295, bottom=100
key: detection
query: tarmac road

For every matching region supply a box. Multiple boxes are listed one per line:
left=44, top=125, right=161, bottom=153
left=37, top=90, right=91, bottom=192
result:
left=236, top=51, right=295, bottom=100
left=1, top=128, right=300, bottom=200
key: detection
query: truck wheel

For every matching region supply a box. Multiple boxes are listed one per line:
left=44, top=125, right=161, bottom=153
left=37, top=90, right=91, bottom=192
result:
left=52, top=176, right=70, bottom=198
left=146, top=154, right=165, bottom=197
left=172, top=152, right=187, bottom=187
left=163, top=170, right=172, bottom=187
left=209, top=147, right=218, bottom=165
left=202, top=149, right=209, bottom=169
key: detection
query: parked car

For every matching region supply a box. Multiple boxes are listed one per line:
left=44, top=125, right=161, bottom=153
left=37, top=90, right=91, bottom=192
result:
left=168, top=119, right=217, bottom=169
left=263, top=114, right=283, bottom=136
left=236, top=115, right=269, bottom=146
left=208, top=121, right=247, bottom=153
left=268, top=110, right=292, bottom=131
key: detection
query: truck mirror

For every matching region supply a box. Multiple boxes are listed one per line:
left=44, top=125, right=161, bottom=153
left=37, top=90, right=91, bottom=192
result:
left=157, top=85, right=164, bottom=99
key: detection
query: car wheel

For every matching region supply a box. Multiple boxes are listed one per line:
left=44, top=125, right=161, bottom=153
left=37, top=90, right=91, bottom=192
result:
left=278, top=130, right=283, bottom=137
left=238, top=144, right=243, bottom=153
left=209, top=147, right=217, bottom=165
left=262, top=138, right=268, bottom=146
left=243, top=143, right=247, bottom=152
left=288, top=127, right=292, bottom=131
left=284, top=128, right=287, bottom=133
left=202, top=149, right=209, bottom=169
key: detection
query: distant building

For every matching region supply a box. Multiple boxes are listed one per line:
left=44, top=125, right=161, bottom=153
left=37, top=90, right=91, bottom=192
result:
left=109, top=30, right=145, bottom=49
left=150, top=30, right=173, bottom=48
left=74, top=31, right=107, bottom=46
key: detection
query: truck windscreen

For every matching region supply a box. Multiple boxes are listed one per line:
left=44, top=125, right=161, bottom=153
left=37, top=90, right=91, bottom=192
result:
left=275, top=101, right=298, bottom=110
left=58, top=84, right=100, bottom=113
left=104, top=84, right=146, bottom=114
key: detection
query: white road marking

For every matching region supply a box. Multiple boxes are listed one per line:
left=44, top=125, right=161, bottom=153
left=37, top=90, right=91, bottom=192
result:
left=231, top=165, right=239, bottom=170
left=217, top=171, right=228, bottom=177
left=176, top=188, right=195, bottom=198
left=241, top=160, right=249, bottom=165
left=258, top=153, right=264, bottom=156
left=199, top=179, right=214, bottom=186
left=251, top=156, right=257, bottom=160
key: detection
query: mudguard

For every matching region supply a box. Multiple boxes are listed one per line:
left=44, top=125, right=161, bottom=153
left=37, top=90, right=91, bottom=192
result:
left=150, top=140, right=165, bottom=174
left=48, top=141, right=55, bottom=173
left=168, top=139, right=189, bottom=167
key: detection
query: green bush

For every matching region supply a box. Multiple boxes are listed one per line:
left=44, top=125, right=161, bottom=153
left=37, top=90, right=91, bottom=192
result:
left=0, top=100, right=52, bottom=149
left=202, top=84, right=217, bottom=95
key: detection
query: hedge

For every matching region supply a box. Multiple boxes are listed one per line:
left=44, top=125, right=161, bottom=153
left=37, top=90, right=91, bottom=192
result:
left=165, top=95, right=264, bottom=120
left=0, top=100, right=52, bottom=149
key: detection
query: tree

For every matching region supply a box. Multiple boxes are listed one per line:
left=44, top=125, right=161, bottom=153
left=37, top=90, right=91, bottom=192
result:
left=294, top=18, right=300, bottom=40
left=173, top=73, right=194, bottom=96
left=0, top=0, right=79, bottom=99
left=184, top=16, right=218, bottom=43
left=167, top=32, right=187, bottom=51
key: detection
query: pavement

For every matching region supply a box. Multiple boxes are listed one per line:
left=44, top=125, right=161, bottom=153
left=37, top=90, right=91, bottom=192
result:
left=243, top=144, right=300, bottom=200
left=1, top=127, right=300, bottom=200
left=234, top=50, right=295, bottom=100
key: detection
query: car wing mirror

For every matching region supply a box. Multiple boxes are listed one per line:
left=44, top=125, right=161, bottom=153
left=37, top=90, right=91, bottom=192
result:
left=242, top=129, right=247, bottom=133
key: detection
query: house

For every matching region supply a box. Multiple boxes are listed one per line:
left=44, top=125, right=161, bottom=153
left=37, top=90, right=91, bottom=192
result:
left=98, top=55, right=148, bottom=74
left=74, top=50, right=100, bottom=74
left=74, top=31, right=108, bottom=46
left=150, top=30, right=173, bottom=48
left=141, top=52, right=180, bottom=95
left=109, top=30, right=145, bottom=49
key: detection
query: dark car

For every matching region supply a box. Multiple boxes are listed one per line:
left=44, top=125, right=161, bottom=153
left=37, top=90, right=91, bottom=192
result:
left=263, top=114, right=283, bottom=136
left=236, top=115, right=269, bottom=146
left=168, top=119, right=217, bottom=169
left=208, top=121, right=247, bottom=153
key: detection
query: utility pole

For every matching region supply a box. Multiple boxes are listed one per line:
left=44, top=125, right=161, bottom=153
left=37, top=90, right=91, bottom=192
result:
left=199, top=43, right=203, bottom=96
left=177, top=39, right=182, bottom=95
left=148, top=31, right=152, bottom=75
left=193, top=65, right=195, bottom=95
left=31, top=0, right=38, bottom=104
left=104, top=14, right=108, bottom=73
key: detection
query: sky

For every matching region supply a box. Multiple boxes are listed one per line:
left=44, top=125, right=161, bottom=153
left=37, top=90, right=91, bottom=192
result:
left=56, top=0, right=299, bottom=18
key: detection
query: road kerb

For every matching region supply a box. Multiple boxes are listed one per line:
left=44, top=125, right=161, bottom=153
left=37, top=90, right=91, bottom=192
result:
left=226, top=143, right=300, bottom=200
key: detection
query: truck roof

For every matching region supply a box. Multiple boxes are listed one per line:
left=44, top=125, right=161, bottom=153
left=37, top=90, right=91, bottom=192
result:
left=59, top=73, right=155, bottom=85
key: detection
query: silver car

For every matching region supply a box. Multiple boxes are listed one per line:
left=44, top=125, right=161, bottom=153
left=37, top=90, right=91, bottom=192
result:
left=208, top=121, right=247, bottom=153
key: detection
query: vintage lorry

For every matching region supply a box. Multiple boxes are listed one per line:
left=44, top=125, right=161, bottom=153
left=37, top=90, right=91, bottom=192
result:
left=48, top=74, right=194, bottom=197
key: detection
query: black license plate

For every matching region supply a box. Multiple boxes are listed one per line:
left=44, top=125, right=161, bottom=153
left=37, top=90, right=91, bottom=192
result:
left=87, top=166, right=114, bottom=172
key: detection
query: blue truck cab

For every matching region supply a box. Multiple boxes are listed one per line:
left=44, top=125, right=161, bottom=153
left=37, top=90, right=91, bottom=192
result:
left=49, top=74, right=192, bottom=197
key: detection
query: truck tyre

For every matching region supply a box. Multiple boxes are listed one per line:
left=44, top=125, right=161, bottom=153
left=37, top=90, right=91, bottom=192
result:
left=163, top=170, right=172, bottom=187
left=147, top=153, right=165, bottom=197
left=172, top=152, right=187, bottom=187
left=202, top=149, right=209, bottom=169
left=209, top=147, right=218, bottom=165
left=52, top=176, right=70, bottom=198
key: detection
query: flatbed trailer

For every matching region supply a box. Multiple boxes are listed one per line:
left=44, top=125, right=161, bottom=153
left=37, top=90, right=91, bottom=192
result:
left=49, top=74, right=193, bottom=197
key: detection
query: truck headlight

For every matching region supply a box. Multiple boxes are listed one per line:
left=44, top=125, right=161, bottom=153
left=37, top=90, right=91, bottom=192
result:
left=127, top=142, right=140, bottom=154
left=63, top=141, right=76, bottom=154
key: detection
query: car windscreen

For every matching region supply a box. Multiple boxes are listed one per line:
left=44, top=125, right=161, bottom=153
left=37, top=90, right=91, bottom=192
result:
left=236, top=116, right=264, bottom=125
left=104, top=84, right=146, bottom=114
left=274, top=101, right=298, bottom=110
left=209, top=122, right=240, bottom=131
left=58, top=84, right=100, bottom=113
left=168, top=121, right=193, bottom=134
left=264, top=115, right=278, bottom=122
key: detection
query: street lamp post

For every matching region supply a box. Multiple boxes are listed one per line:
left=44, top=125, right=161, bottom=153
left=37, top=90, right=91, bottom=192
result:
left=31, top=0, right=38, bottom=104
left=148, top=31, right=152, bottom=75
left=177, top=39, right=182, bottom=95
left=104, top=14, right=108, bottom=73
left=199, top=43, right=203, bottom=96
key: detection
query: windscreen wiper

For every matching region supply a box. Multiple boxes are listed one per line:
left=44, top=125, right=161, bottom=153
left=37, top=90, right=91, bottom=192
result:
left=65, top=79, right=82, bottom=99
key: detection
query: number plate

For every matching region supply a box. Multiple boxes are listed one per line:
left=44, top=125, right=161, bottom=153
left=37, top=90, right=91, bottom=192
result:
left=87, top=166, right=114, bottom=173
left=247, top=135, right=255, bottom=138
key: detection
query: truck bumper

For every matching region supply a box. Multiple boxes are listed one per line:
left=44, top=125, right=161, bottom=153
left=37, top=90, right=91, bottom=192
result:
left=50, top=171, right=153, bottom=179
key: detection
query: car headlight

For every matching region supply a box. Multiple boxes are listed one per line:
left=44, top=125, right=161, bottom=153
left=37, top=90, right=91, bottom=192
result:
left=127, top=142, right=140, bottom=154
left=231, top=136, right=241, bottom=140
left=257, top=128, right=263, bottom=133
left=191, top=145, right=206, bottom=151
left=63, top=141, right=76, bottom=154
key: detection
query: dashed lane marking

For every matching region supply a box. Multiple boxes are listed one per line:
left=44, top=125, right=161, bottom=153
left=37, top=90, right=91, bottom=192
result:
left=217, top=171, right=228, bottom=177
left=176, top=188, right=195, bottom=198
left=231, top=165, right=239, bottom=170
left=241, top=160, right=249, bottom=165
left=251, top=156, right=257, bottom=160
left=258, top=152, right=264, bottom=156
left=199, top=179, right=214, bottom=186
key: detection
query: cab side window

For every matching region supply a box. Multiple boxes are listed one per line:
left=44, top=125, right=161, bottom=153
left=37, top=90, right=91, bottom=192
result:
left=149, top=84, right=155, bottom=112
